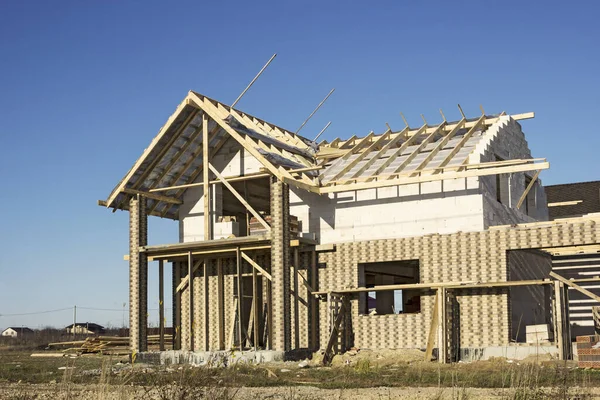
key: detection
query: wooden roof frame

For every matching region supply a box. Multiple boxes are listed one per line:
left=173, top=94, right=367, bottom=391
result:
left=102, top=91, right=541, bottom=218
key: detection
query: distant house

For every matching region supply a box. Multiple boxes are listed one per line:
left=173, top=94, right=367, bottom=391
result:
left=1, top=327, right=34, bottom=338
left=65, top=323, right=105, bottom=335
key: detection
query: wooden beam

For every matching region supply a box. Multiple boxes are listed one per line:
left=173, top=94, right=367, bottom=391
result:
left=209, top=163, right=271, bottom=232
left=548, top=200, right=583, bottom=207
left=202, top=114, right=211, bottom=241
left=159, top=260, right=165, bottom=351
left=388, top=122, right=447, bottom=178
left=105, top=102, right=197, bottom=207
left=550, top=272, right=600, bottom=303
left=121, top=188, right=182, bottom=205
left=434, top=115, right=486, bottom=172
left=176, top=258, right=203, bottom=293
left=320, top=162, right=549, bottom=194
left=326, top=132, right=376, bottom=182
left=365, top=124, right=427, bottom=181
left=412, top=119, right=466, bottom=173
left=516, top=170, right=541, bottom=209
left=241, top=252, right=272, bottom=281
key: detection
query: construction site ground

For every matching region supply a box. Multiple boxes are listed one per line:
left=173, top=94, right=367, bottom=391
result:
left=2, top=348, right=600, bottom=399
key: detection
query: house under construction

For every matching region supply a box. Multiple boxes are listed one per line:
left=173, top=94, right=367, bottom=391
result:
left=100, top=91, right=600, bottom=363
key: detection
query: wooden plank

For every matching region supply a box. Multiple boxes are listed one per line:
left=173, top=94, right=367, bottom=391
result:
left=550, top=272, right=600, bottom=302
left=121, top=188, right=182, bottom=205
left=516, top=169, right=541, bottom=209
left=424, top=290, right=440, bottom=362
left=227, top=298, right=237, bottom=350
left=319, top=162, right=550, bottom=194
left=203, top=114, right=211, bottom=240
left=326, top=132, right=376, bottom=182
left=158, top=260, right=165, bottom=351
left=208, top=164, right=271, bottom=232
left=241, top=252, right=272, bottom=281
left=437, top=288, right=447, bottom=364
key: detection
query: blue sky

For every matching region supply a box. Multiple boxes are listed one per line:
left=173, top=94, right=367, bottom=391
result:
left=0, top=1, right=598, bottom=330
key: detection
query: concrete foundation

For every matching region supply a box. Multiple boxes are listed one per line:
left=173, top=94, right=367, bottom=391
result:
left=136, top=350, right=292, bottom=366
left=460, top=345, right=559, bottom=362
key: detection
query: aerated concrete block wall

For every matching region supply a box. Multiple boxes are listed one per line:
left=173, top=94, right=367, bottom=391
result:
left=317, top=219, right=599, bottom=350
left=473, top=117, right=549, bottom=227
left=179, top=140, right=264, bottom=242
left=290, top=179, right=484, bottom=245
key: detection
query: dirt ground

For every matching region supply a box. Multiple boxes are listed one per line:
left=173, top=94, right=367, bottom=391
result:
left=2, top=348, right=600, bottom=399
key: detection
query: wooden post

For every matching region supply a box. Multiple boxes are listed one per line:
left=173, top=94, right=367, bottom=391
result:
left=203, top=114, right=211, bottom=241
left=217, top=258, right=225, bottom=350
left=203, top=260, right=209, bottom=351
left=159, top=260, right=165, bottom=351
left=293, top=247, right=300, bottom=350
left=310, top=250, right=318, bottom=350
left=188, top=251, right=194, bottom=351
left=438, top=287, right=447, bottom=364
left=266, top=277, right=273, bottom=350
left=174, top=262, right=182, bottom=350
left=424, top=290, right=440, bottom=362
left=252, top=262, right=259, bottom=351
left=236, top=247, right=244, bottom=351
left=554, top=281, right=564, bottom=360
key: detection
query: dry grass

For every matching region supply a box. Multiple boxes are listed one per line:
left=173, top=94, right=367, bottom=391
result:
left=1, top=350, right=600, bottom=399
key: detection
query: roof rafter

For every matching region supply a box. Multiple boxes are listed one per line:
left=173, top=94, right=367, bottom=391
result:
left=386, top=122, right=447, bottom=179
left=410, top=118, right=467, bottom=174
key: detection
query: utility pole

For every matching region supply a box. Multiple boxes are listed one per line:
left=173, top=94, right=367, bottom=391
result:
left=72, top=305, right=76, bottom=337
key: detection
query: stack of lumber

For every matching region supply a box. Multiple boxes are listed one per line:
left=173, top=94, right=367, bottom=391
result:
left=249, top=215, right=300, bottom=238
left=48, top=335, right=173, bottom=355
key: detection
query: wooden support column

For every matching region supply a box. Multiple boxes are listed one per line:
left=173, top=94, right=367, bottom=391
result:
left=236, top=247, right=244, bottom=351
left=203, top=114, right=211, bottom=241
left=270, top=177, right=291, bottom=352
left=159, top=260, right=165, bottom=351
left=173, top=262, right=182, bottom=350
left=437, top=288, right=447, bottom=363
left=129, top=195, right=148, bottom=353
left=188, top=251, right=194, bottom=351
left=217, top=258, right=225, bottom=350
left=310, top=250, right=318, bottom=350
left=293, top=247, right=300, bottom=350
left=252, top=262, right=259, bottom=351
left=554, top=281, right=565, bottom=360
left=267, top=276, right=273, bottom=350
left=204, top=260, right=210, bottom=351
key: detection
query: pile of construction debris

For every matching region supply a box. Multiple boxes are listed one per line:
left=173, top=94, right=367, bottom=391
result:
left=47, top=335, right=172, bottom=355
